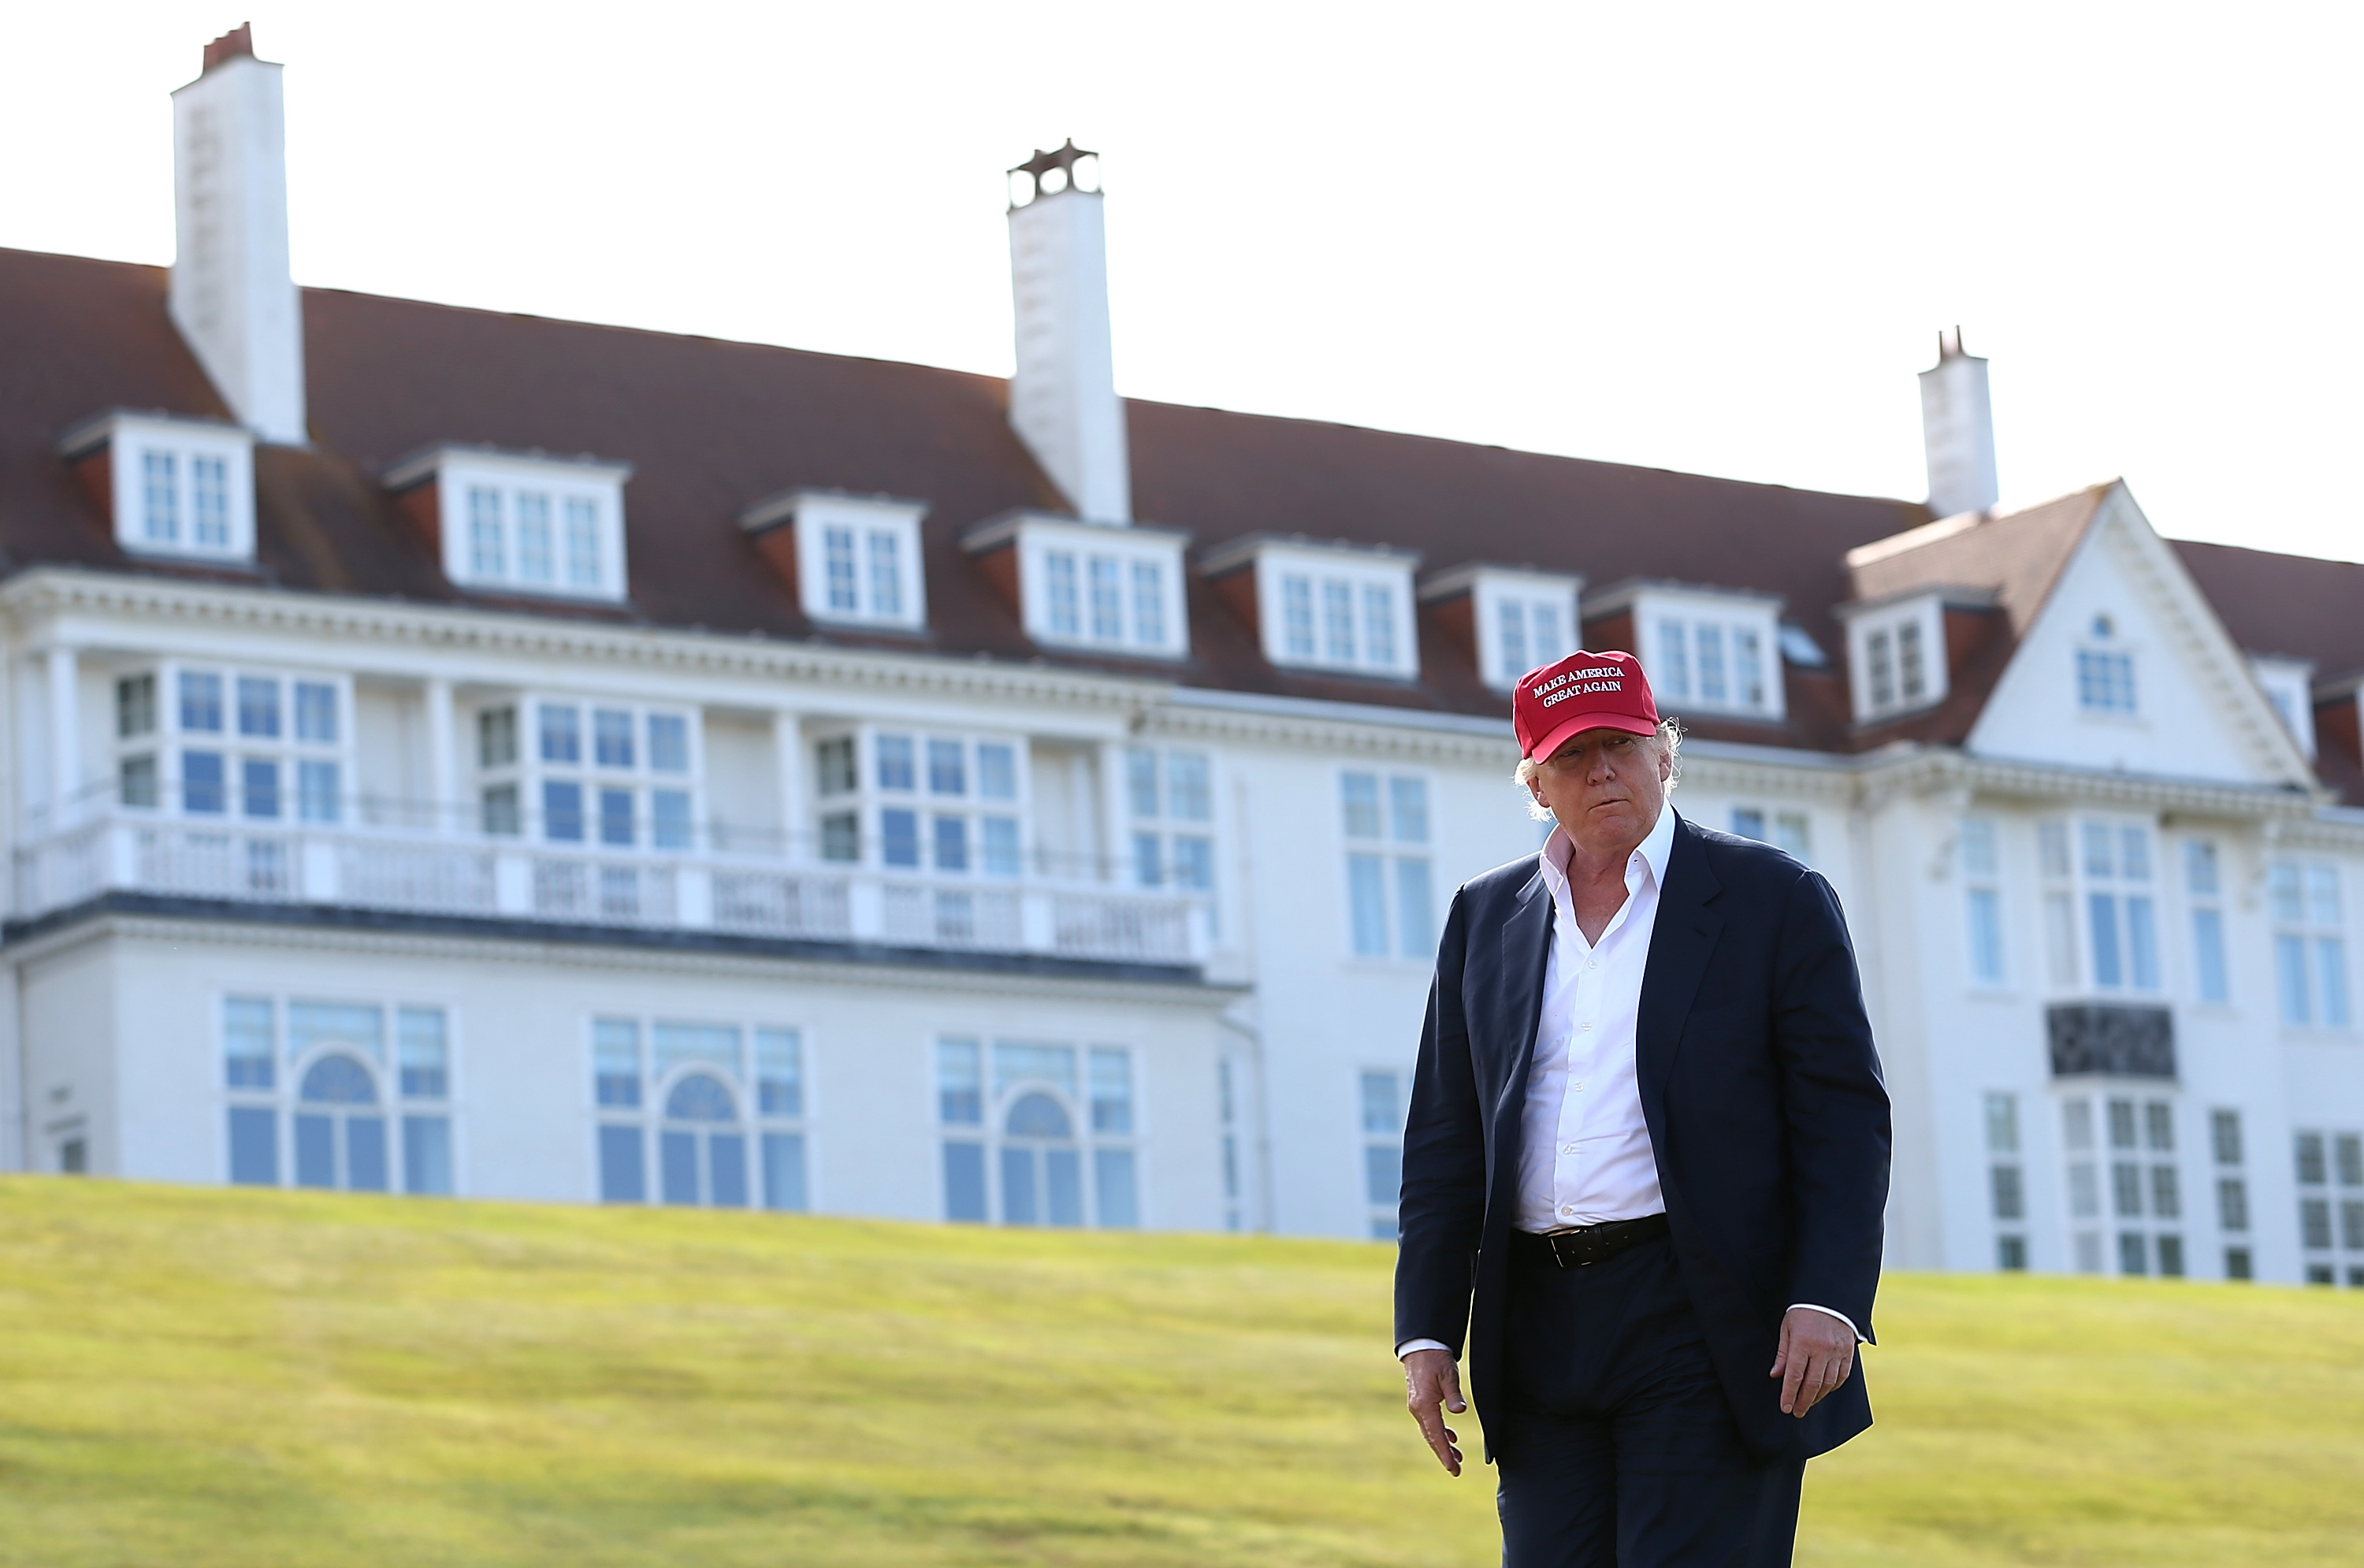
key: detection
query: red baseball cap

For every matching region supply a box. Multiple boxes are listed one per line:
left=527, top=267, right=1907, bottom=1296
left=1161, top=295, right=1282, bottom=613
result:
left=1515, top=650, right=1660, bottom=762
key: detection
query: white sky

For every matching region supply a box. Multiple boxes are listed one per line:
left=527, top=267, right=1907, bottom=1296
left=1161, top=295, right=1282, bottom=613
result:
left=6, top=2, right=2359, bottom=561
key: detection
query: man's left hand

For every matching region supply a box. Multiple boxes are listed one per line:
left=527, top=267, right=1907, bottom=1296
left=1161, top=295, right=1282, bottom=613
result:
left=1769, top=1307, right=1855, bottom=1418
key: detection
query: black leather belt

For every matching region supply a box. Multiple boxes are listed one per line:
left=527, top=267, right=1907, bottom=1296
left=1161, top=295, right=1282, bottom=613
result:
left=1510, top=1213, right=1670, bottom=1269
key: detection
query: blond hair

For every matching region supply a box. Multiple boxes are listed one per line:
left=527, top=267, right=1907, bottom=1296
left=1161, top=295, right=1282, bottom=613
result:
left=1514, top=719, right=1683, bottom=821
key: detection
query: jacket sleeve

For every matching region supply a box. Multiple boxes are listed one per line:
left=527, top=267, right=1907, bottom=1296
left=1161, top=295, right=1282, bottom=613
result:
left=1392, top=884, right=1489, bottom=1355
left=1771, top=868, right=1892, bottom=1341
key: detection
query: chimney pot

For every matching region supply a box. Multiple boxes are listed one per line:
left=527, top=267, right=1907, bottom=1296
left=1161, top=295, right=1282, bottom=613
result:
left=201, top=22, right=255, bottom=74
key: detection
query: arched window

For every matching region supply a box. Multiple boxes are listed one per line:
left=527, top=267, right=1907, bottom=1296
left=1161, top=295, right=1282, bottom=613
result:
left=1000, top=1090, right=1083, bottom=1227
left=660, top=1071, right=748, bottom=1207
left=294, top=1053, right=388, bottom=1191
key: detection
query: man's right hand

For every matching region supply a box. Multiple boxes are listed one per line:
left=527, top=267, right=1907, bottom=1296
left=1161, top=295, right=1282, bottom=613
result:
left=1402, top=1347, right=1467, bottom=1476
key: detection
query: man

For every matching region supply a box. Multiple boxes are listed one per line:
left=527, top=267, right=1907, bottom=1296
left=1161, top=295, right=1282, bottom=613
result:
left=1394, top=648, right=1890, bottom=1566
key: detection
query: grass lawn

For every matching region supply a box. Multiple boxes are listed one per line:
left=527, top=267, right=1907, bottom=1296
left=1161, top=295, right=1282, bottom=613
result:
left=0, top=1179, right=2358, bottom=1566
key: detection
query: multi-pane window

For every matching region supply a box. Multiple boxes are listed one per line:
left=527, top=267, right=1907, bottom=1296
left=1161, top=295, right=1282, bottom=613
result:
left=2187, top=842, right=2231, bottom=1005
left=1653, top=615, right=1773, bottom=715
left=1962, top=818, right=2005, bottom=987
left=2270, top=860, right=2349, bottom=1029
left=2065, top=1094, right=2183, bottom=1277
left=819, top=523, right=908, bottom=620
left=453, top=479, right=615, bottom=596
left=1035, top=543, right=1175, bottom=654
left=474, top=699, right=697, bottom=853
left=1859, top=615, right=1931, bottom=717
left=222, top=996, right=453, bottom=1195
left=937, top=1038, right=1139, bottom=1228
left=1489, top=592, right=1574, bottom=688
left=1342, top=772, right=1435, bottom=960
left=812, top=729, right=1025, bottom=879
left=132, top=445, right=236, bottom=553
left=2076, top=615, right=2137, bottom=715
left=2293, top=1128, right=2364, bottom=1287
left=591, top=1019, right=807, bottom=1211
left=1986, top=1091, right=2027, bottom=1269
left=2042, top=820, right=2160, bottom=993
left=2213, top=1109, right=2251, bottom=1280
left=1276, top=570, right=1407, bottom=675
left=1361, top=1068, right=1409, bottom=1242
left=117, top=665, right=348, bottom=829
left=1128, top=746, right=1215, bottom=912
left=1730, top=806, right=1812, bottom=864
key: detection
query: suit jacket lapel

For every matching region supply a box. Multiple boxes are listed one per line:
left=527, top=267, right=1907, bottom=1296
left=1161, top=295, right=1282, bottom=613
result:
left=1489, top=866, right=1556, bottom=1213
left=1637, top=813, right=1723, bottom=1128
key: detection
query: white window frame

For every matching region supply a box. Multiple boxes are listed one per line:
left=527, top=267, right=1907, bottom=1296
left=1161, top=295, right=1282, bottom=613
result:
left=1420, top=566, right=1583, bottom=690
left=1125, top=744, right=1220, bottom=926
left=219, top=991, right=462, bottom=1198
left=2184, top=838, right=2232, bottom=1006
left=808, top=723, right=1033, bottom=883
left=2043, top=816, right=2165, bottom=997
left=1207, top=538, right=1418, bottom=678
left=2269, top=858, right=2351, bottom=1033
left=64, top=411, right=258, bottom=563
left=1842, top=593, right=1948, bottom=723
left=967, top=514, right=1188, bottom=659
left=118, top=660, right=358, bottom=828
left=1339, top=767, right=1437, bottom=961
left=1595, top=585, right=1785, bottom=722
left=2059, top=1091, right=2189, bottom=1279
left=1983, top=1090, right=2028, bottom=1270
left=2073, top=613, right=2140, bottom=719
left=1729, top=804, right=1813, bottom=864
left=746, top=491, right=929, bottom=631
left=935, top=1036, right=1144, bottom=1229
left=1359, top=1067, right=1411, bottom=1241
left=1961, top=815, right=2005, bottom=989
left=470, top=692, right=704, bottom=856
left=587, top=1016, right=812, bottom=1211
left=386, top=446, right=634, bottom=603
left=2248, top=656, right=2316, bottom=759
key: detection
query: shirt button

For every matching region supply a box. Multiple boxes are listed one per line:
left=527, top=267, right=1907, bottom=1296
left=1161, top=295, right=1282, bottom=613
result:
left=1580, top=1022, right=1593, bottom=1032
left=1572, top=1081, right=1585, bottom=1093
left=1559, top=1205, right=1576, bottom=1217
left=1560, top=1142, right=1577, bottom=1154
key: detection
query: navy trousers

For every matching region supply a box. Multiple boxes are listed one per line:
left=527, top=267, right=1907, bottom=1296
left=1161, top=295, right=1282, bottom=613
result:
left=1492, top=1235, right=1805, bottom=1567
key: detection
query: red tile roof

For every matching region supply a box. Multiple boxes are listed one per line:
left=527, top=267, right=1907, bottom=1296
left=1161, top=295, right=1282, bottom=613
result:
left=7, top=242, right=2357, bottom=790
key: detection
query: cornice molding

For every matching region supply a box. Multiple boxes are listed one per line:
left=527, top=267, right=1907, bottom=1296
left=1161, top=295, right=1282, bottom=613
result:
left=0, top=567, right=1167, bottom=715
left=1139, top=700, right=1521, bottom=766
left=5, top=907, right=1238, bottom=1008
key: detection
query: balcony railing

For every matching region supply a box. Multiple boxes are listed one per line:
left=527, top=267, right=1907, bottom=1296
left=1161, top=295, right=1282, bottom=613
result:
left=11, top=815, right=1207, bottom=967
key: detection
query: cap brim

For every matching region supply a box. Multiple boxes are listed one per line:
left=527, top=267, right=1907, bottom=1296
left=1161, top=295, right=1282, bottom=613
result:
left=1527, top=710, right=1660, bottom=762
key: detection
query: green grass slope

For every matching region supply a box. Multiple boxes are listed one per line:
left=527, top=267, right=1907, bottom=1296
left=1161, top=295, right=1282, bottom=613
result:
left=0, top=1179, right=2358, bottom=1566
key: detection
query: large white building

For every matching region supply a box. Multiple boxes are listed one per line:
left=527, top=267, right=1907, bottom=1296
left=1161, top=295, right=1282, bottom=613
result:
left=7, top=29, right=2364, bottom=1289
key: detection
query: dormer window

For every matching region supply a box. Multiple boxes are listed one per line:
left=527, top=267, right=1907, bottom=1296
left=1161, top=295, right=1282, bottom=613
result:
left=1201, top=536, right=1420, bottom=679
left=384, top=444, right=634, bottom=602
left=1842, top=591, right=1949, bottom=723
left=1419, top=565, right=1583, bottom=690
left=2076, top=614, right=2137, bottom=716
left=960, top=512, right=1190, bottom=660
left=1586, top=583, right=1783, bottom=721
left=58, top=410, right=258, bottom=563
left=2248, top=656, right=2315, bottom=758
left=742, top=489, right=928, bottom=632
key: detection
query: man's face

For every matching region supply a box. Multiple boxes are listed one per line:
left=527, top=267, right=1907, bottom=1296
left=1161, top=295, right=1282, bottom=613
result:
left=1528, top=726, right=1671, bottom=859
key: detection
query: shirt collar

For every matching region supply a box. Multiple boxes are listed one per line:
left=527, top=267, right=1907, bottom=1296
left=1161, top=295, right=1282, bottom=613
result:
left=1540, top=803, right=1680, bottom=905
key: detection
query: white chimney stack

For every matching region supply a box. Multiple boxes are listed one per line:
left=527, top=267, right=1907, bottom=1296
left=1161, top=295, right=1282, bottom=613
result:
left=1006, top=141, right=1130, bottom=523
left=169, top=24, right=307, bottom=446
left=1918, top=326, right=1997, bottom=519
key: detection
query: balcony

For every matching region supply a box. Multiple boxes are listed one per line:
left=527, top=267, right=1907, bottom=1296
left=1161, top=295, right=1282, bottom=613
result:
left=11, top=815, right=1208, bottom=968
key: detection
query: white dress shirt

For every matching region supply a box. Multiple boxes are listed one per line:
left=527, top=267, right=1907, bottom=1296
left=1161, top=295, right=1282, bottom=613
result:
left=1397, top=807, right=1860, bottom=1358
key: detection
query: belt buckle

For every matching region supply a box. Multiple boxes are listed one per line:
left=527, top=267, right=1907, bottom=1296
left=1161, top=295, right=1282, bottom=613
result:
left=1548, top=1228, right=1600, bottom=1269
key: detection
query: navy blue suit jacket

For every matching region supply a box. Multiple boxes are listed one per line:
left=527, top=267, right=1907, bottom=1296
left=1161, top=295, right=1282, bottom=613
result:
left=1392, top=810, right=1891, bottom=1462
